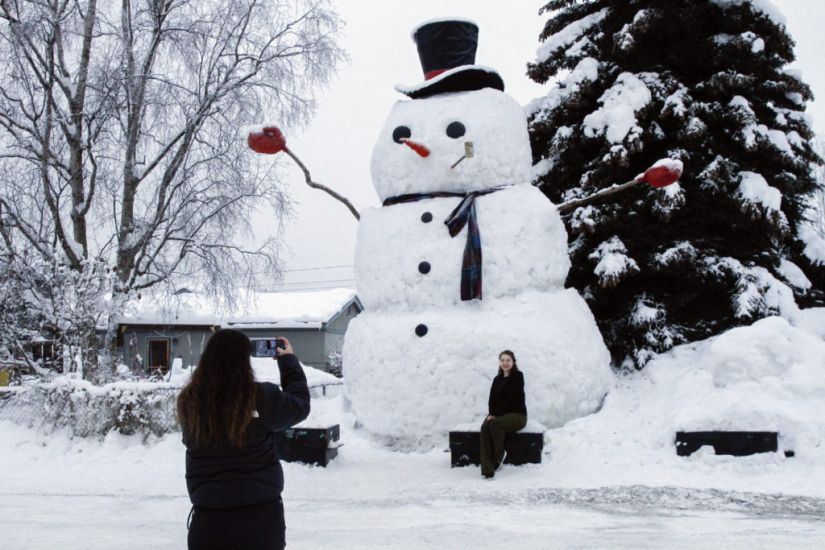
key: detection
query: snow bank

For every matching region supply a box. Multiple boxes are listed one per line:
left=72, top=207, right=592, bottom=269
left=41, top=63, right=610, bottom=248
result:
left=548, top=312, right=825, bottom=474
left=665, top=317, right=825, bottom=439
left=251, top=357, right=342, bottom=391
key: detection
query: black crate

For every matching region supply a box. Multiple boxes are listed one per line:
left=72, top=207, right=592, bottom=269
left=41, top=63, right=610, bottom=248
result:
left=675, top=431, right=779, bottom=457
left=277, top=425, right=340, bottom=467
left=449, top=431, right=543, bottom=468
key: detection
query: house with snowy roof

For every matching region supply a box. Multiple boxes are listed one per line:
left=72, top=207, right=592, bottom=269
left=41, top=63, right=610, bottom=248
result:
left=113, top=288, right=362, bottom=375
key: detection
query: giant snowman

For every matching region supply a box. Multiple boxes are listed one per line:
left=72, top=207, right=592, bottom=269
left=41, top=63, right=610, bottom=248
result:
left=343, top=19, right=613, bottom=449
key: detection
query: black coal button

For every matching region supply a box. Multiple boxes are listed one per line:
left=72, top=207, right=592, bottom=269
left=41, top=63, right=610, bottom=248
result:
left=421, top=211, right=433, bottom=223
left=418, top=261, right=431, bottom=274
left=415, top=324, right=428, bottom=337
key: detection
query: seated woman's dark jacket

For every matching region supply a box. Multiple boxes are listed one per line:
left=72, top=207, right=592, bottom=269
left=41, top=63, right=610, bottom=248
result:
left=182, top=353, right=310, bottom=509
left=488, top=369, right=527, bottom=417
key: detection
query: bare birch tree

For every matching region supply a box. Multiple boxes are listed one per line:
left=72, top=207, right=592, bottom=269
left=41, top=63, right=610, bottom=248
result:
left=0, top=0, right=343, bottom=380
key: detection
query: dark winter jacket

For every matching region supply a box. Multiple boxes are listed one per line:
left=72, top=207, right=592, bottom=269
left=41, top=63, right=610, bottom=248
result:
left=183, top=353, right=310, bottom=509
left=488, top=369, right=527, bottom=417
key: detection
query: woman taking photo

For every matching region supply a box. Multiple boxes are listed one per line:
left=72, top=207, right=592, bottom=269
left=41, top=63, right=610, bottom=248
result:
left=177, top=329, right=310, bottom=550
left=480, top=350, right=527, bottom=479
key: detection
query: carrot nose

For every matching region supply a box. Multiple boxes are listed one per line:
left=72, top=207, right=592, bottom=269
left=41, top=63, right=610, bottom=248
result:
left=400, top=138, right=430, bottom=158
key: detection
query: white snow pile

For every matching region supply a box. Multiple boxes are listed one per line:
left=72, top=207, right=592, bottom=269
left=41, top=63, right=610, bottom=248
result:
left=584, top=72, right=651, bottom=144
left=545, top=310, right=825, bottom=491
left=663, top=315, right=825, bottom=439
left=251, top=357, right=342, bottom=396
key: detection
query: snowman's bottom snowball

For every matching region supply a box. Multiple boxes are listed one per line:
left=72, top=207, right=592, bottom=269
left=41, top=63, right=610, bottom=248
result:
left=342, top=289, right=614, bottom=449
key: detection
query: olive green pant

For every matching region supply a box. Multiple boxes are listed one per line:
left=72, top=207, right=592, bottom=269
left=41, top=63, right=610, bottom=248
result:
left=480, top=413, right=527, bottom=476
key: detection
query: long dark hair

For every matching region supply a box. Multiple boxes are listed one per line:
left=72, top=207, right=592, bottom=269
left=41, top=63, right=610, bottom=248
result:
left=498, top=349, right=519, bottom=377
left=177, top=329, right=256, bottom=449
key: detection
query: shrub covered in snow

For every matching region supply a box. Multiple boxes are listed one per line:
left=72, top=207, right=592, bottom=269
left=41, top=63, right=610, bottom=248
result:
left=0, top=377, right=180, bottom=440
left=0, top=360, right=342, bottom=439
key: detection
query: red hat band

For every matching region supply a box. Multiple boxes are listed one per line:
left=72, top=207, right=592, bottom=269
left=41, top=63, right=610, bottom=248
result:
left=425, top=69, right=448, bottom=80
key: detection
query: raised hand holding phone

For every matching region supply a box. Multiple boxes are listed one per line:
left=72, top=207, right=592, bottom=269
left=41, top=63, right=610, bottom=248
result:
left=274, top=337, right=293, bottom=358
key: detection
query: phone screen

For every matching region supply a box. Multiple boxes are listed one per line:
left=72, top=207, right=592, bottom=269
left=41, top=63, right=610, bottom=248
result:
left=250, top=339, right=281, bottom=357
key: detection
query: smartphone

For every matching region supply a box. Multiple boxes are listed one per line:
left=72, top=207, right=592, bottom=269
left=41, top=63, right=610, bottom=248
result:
left=250, top=338, right=286, bottom=357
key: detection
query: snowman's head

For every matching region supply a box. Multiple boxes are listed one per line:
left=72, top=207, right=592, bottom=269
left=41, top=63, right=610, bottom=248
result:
left=370, top=88, right=532, bottom=201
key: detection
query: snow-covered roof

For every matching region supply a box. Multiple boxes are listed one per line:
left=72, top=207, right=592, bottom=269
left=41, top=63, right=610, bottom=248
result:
left=116, top=288, right=359, bottom=329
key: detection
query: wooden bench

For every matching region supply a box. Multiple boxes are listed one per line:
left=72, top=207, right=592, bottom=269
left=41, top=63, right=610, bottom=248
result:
left=675, top=431, right=792, bottom=457
left=449, top=421, right=545, bottom=468
left=277, top=424, right=341, bottom=467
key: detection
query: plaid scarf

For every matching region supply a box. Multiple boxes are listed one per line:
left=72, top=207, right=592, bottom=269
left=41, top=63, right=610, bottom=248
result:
left=382, top=187, right=504, bottom=301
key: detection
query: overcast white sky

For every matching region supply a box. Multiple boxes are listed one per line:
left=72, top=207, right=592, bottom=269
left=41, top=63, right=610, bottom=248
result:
left=252, top=0, right=825, bottom=292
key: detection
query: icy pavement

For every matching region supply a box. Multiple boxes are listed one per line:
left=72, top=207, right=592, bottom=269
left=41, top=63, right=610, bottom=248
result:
left=2, top=484, right=824, bottom=549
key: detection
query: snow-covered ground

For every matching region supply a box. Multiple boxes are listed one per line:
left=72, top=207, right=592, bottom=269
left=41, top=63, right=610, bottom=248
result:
left=2, top=398, right=824, bottom=549
left=2, top=312, right=825, bottom=549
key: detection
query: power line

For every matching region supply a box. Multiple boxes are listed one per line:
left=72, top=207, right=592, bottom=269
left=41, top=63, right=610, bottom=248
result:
left=283, top=264, right=352, bottom=273
left=226, top=264, right=353, bottom=277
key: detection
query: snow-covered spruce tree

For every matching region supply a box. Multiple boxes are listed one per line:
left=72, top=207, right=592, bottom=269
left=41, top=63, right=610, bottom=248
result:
left=527, top=0, right=825, bottom=368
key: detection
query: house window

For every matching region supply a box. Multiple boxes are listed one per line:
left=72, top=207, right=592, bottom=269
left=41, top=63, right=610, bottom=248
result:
left=31, top=341, right=54, bottom=361
left=148, top=339, right=170, bottom=372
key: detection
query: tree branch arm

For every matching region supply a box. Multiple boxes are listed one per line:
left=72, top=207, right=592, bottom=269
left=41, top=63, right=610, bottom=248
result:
left=283, top=147, right=359, bottom=221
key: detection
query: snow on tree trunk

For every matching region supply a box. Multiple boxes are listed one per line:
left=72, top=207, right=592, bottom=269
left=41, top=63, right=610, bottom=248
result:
left=527, top=0, right=824, bottom=368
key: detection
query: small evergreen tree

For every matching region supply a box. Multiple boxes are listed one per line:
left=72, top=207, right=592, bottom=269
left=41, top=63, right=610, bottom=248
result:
left=527, top=0, right=825, bottom=367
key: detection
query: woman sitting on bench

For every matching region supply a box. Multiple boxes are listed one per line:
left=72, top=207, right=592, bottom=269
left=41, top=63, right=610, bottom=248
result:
left=480, top=350, right=527, bottom=479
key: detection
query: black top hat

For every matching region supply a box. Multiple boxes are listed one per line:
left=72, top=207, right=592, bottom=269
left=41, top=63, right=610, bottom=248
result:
left=395, top=18, right=505, bottom=99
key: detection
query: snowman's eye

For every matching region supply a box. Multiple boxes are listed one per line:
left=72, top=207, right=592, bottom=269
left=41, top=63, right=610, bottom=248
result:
left=446, top=121, right=466, bottom=139
left=392, top=126, right=412, bottom=143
